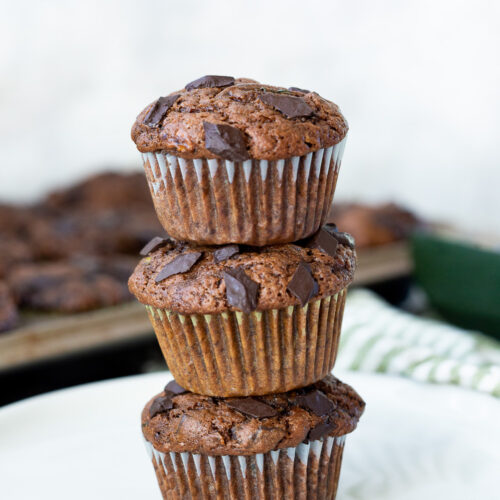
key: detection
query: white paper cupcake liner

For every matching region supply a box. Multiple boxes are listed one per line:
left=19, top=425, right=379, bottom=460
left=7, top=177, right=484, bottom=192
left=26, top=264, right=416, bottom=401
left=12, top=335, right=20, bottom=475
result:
left=141, top=137, right=347, bottom=246
left=144, top=434, right=346, bottom=499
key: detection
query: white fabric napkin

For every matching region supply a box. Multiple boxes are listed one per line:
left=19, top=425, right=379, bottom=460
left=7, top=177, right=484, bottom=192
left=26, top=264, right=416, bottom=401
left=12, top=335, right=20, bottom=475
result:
left=338, top=289, right=500, bottom=397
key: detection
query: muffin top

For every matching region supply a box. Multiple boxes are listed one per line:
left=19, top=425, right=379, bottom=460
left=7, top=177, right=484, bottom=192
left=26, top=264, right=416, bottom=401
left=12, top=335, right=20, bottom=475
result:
left=131, top=76, right=348, bottom=161
left=128, top=227, right=355, bottom=314
left=142, top=374, right=365, bottom=456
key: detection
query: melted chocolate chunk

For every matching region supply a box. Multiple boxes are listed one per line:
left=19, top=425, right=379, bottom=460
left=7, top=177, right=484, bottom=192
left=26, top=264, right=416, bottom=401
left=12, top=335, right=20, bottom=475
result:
left=155, top=252, right=202, bottom=283
left=296, top=390, right=334, bottom=417
left=149, top=395, right=173, bottom=418
left=226, top=398, right=278, bottom=418
left=308, top=421, right=335, bottom=441
left=140, top=236, right=169, bottom=256
left=223, top=268, right=259, bottom=313
left=325, top=224, right=355, bottom=249
left=185, top=75, right=235, bottom=91
left=306, top=229, right=338, bottom=257
left=287, top=262, right=319, bottom=307
left=203, top=122, right=249, bottom=161
left=259, top=93, right=313, bottom=119
left=213, top=244, right=239, bottom=264
left=143, top=94, right=180, bottom=127
left=288, top=86, right=310, bottom=93
left=164, top=380, right=187, bottom=396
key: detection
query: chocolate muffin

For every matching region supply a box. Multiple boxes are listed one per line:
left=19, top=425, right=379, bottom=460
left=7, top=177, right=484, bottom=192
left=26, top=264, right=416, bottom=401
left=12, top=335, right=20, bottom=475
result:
left=131, top=76, right=349, bottom=246
left=0, top=238, right=33, bottom=279
left=129, top=227, right=355, bottom=396
left=26, top=209, right=163, bottom=260
left=142, top=374, right=365, bottom=499
left=329, top=202, right=422, bottom=248
left=0, top=282, right=18, bottom=333
left=8, top=261, right=131, bottom=313
left=44, top=172, right=152, bottom=212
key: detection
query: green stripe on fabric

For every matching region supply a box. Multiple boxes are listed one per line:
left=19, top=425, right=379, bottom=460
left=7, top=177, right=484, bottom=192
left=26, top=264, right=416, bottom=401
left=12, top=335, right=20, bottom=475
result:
left=348, top=335, right=384, bottom=371
left=376, top=345, right=409, bottom=372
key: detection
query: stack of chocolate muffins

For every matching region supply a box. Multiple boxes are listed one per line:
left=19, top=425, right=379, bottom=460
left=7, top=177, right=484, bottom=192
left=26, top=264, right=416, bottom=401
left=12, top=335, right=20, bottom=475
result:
left=129, top=76, right=365, bottom=499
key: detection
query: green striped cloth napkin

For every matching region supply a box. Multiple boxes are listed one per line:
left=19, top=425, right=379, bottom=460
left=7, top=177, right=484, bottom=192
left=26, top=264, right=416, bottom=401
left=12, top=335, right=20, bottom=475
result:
left=337, top=289, right=500, bottom=397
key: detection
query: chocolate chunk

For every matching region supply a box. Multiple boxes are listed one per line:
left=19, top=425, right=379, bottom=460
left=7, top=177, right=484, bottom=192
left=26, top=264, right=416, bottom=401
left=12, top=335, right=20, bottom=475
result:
left=325, top=224, right=355, bottom=249
left=149, top=395, right=173, bottom=418
left=296, top=390, right=335, bottom=416
left=308, top=421, right=335, bottom=441
left=289, top=86, right=310, bottom=93
left=155, top=251, right=202, bottom=283
left=287, top=262, right=319, bottom=307
left=306, top=229, right=338, bottom=257
left=259, top=93, right=313, bottom=119
left=185, top=75, right=235, bottom=91
left=203, top=122, right=249, bottom=161
left=226, top=398, right=278, bottom=418
left=164, top=380, right=187, bottom=396
left=213, top=244, right=239, bottom=264
left=334, top=231, right=355, bottom=249
left=140, top=236, right=169, bottom=256
left=143, top=94, right=180, bottom=127
left=223, top=268, right=259, bottom=313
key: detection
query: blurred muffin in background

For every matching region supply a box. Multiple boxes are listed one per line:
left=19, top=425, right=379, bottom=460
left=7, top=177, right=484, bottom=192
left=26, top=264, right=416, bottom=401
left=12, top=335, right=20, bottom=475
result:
left=0, top=238, right=33, bottom=279
left=0, top=283, right=18, bottom=332
left=0, top=171, right=165, bottom=332
left=44, top=172, right=152, bottom=211
left=8, top=261, right=132, bottom=313
left=328, top=202, right=423, bottom=248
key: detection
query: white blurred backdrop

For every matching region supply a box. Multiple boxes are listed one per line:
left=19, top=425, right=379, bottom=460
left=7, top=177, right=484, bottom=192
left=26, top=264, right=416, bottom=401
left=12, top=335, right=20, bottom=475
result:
left=1, top=0, right=499, bottom=231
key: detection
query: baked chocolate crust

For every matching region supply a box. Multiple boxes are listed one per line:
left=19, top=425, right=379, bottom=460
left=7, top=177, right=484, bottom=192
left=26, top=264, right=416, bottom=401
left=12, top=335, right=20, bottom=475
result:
left=142, top=374, right=365, bottom=456
left=128, top=237, right=355, bottom=314
left=131, top=79, right=348, bottom=160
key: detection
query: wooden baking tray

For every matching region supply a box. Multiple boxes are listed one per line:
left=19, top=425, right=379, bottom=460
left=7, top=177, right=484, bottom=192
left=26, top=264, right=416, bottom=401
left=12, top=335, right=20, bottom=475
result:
left=0, top=242, right=412, bottom=371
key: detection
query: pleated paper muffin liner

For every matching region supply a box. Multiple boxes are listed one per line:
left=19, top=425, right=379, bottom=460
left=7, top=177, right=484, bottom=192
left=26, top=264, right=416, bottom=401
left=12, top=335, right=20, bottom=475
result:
left=145, top=289, right=347, bottom=397
left=141, top=138, right=346, bottom=246
left=145, top=434, right=346, bottom=500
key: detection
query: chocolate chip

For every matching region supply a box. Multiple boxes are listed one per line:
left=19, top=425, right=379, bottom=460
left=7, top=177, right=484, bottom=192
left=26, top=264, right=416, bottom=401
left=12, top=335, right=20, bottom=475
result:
left=307, top=421, right=335, bottom=441
left=334, top=232, right=355, bottom=249
left=155, top=251, right=202, bottom=283
left=287, top=262, right=319, bottom=307
left=185, top=75, right=235, bottom=91
left=296, top=390, right=335, bottom=416
left=143, top=94, right=180, bottom=127
left=164, top=380, right=187, bottom=396
left=149, top=395, right=173, bottom=418
left=259, top=93, right=313, bottom=119
left=306, top=229, right=338, bottom=257
left=140, top=236, right=169, bottom=256
left=213, top=244, right=239, bottom=264
left=289, top=86, right=310, bottom=93
left=324, top=224, right=355, bottom=249
left=226, top=398, right=278, bottom=418
left=203, top=122, right=249, bottom=161
left=223, top=268, right=259, bottom=313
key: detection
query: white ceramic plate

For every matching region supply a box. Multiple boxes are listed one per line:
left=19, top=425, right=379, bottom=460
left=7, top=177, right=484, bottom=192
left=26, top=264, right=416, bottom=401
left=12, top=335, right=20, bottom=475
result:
left=0, top=371, right=499, bottom=500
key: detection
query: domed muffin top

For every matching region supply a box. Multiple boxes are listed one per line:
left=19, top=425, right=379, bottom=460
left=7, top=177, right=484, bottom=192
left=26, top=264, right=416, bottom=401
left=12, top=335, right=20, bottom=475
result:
left=128, top=226, right=355, bottom=314
left=131, top=76, right=348, bottom=161
left=142, top=374, right=365, bottom=455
